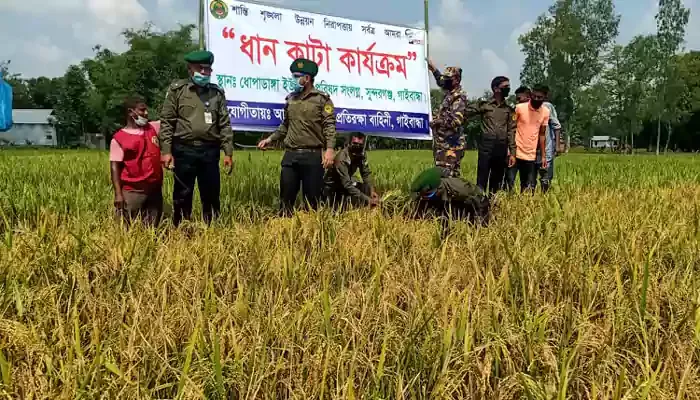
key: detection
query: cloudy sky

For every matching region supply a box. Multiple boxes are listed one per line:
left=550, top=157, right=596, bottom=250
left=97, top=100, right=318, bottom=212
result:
left=0, top=0, right=698, bottom=94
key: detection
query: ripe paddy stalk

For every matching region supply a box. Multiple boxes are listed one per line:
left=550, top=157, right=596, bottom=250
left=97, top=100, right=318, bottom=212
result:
left=0, top=149, right=699, bottom=398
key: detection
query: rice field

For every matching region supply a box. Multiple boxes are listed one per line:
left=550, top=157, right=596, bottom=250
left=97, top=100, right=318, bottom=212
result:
left=1, top=148, right=699, bottom=399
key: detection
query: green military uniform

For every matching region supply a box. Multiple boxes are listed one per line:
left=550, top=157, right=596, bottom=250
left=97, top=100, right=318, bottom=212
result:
left=267, top=58, right=336, bottom=215
left=467, top=98, right=517, bottom=194
left=323, top=146, right=374, bottom=208
left=159, top=50, right=234, bottom=225
left=410, top=167, right=491, bottom=225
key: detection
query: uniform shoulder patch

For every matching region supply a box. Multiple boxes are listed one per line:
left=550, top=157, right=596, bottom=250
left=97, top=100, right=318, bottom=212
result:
left=316, top=90, right=331, bottom=100
left=208, top=83, right=225, bottom=95
left=169, top=79, right=188, bottom=91
left=324, top=103, right=334, bottom=114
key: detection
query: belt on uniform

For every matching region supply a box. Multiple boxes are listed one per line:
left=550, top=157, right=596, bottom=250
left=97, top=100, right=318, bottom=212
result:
left=286, top=147, right=322, bottom=153
left=173, top=138, right=219, bottom=147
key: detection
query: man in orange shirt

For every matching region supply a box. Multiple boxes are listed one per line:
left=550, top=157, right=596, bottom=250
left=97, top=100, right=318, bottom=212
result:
left=509, top=84, right=549, bottom=193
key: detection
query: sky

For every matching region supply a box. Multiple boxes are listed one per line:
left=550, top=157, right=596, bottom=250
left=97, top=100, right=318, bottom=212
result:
left=0, top=0, right=698, bottom=95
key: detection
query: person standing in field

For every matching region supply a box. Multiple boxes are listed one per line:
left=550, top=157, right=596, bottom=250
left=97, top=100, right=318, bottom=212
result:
left=464, top=76, right=516, bottom=194
left=110, top=96, right=163, bottom=225
left=159, top=50, right=234, bottom=226
left=509, top=84, right=549, bottom=194
left=427, top=59, right=467, bottom=178
left=323, top=132, right=379, bottom=210
left=534, top=85, right=563, bottom=193
left=257, top=58, right=336, bottom=216
left=504, top=86, right=531, bottom=191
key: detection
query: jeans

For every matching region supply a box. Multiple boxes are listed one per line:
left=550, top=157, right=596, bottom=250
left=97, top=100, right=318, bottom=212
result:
left=280, top=149, right=324, bottom=216
left=515, top=158, right=537, bottom=194
left=505, top=165, right=517, bottom=192
left=537, top=158, right=554, bottom=193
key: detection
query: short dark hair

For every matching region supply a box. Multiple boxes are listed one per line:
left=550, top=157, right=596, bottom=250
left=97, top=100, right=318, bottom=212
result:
left=124, top=95, right=145, bottom=110
left=123, top=95, right=146, bottom=121
left=345, top=132, right=366, bottom=146
left=532, top=84, right=547, bottom=94
left=491, top=76, right=510, bottom=90
left=515, top=86, right=530, bottom=95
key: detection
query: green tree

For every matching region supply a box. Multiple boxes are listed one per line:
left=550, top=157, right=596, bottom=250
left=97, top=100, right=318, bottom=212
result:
left=653, top=0, right=690, bottom=154
left=25, top=77, right=63, bottom=109
left=81, top=24, right=197, bottom=138
left=604, top=36, right=657, bottom=152
left=53, top=66, right=93, bottom=146
left=519, top=0, right=621, bottom=130
left=568, top=81, right=610, bottom=146
left=666, top=51, right=700, bottom=150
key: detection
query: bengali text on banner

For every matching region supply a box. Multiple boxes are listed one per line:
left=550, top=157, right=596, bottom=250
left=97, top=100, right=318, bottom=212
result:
left=205, top=0, right=431, bottom=140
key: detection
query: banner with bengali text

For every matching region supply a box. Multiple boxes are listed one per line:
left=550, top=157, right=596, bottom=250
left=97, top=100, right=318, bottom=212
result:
left=205, top=0, right=431, bottom=140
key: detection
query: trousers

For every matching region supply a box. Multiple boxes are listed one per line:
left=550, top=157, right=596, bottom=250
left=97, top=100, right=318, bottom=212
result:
left=280, top=149, right=324, bottom=216
left=514, top=158, right=537, bottom=194
left=536, top=158, right=555, bottom=193
left=172, top=141, right=221, bottom=225
left=119, top=189, right=163, bottom=226
left=476, top=137, right=508, bottom=194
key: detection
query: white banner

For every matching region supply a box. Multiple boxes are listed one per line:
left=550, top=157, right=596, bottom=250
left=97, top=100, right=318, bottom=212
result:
left=205, top=0, right=431, bottom=140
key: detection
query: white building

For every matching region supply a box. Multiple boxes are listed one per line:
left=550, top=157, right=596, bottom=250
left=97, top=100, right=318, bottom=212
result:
left=589, top=135, right=619, bottom=149
left=0, top=109, right=57, bottom=146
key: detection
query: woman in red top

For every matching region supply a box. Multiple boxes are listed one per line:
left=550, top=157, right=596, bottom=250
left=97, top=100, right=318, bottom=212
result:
left=110, top=96, right=164, bottom=225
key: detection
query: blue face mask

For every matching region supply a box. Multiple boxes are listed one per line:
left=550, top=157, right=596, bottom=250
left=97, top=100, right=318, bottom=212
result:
left=290, top=75, right=306, bottom=92
left=192, top=72, right=211, bottom=86
left=422, top=189, right=437, bottom=199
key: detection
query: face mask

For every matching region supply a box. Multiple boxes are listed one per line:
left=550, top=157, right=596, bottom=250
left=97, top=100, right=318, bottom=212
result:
left=500, top=88, right=511, bottom=98
left=349, top=144, right=364, bottom=155
left=439, top=76, right=454, bottom=90
left=192, top=72, right=211, bottom=86
left=530, top=100, right=544, bottom=109
left=422, top=189, right=438, bottom=199
left=290, top=76, right=306, bottom=92
left=134, top=115, right=149, bottom=127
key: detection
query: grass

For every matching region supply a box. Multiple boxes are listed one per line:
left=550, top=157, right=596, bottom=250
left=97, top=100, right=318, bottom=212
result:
left=0, top=148, right=699, bottom=399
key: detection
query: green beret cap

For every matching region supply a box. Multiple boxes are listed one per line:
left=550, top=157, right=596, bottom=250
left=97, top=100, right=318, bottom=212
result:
left=185, top=50, right=214, bottom=65
left=290, top=58, right=319, bottom=77
left=410, top=167, right=444, bottom=192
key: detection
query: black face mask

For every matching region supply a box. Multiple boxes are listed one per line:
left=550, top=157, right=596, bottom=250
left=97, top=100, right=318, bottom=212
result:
left=530, top=100, right=544, bottom=109
left=500, top=87, right=511, bottom=98
left=349, top=144, right=364, bottom=155
left=439, top=76, right=454, bottom=90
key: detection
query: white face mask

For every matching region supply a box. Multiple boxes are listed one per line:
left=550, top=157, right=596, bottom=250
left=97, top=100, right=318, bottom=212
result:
left=134, top=115, right=149, bottom=127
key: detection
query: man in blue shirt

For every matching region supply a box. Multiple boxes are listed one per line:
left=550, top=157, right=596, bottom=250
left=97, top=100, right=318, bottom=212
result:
left=534, top=85, right=562, bottom=193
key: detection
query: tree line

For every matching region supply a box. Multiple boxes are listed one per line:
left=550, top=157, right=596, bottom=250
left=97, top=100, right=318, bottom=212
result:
left=1, top=0, right=699, bottom=151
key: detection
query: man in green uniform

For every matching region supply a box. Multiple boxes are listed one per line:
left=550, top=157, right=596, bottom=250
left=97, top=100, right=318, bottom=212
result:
left=323, top=132, right=379, bottom=210
left=257, top=58, right=336, bottom=216
left=467, top=76, right=516, bottom=194
left=159, top=50, right=234, bottom=226
left=409, top=167, right=491, bottom=226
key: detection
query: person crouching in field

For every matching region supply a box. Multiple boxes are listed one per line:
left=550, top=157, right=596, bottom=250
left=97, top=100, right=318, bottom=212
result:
left=409, top=167, right=491, bottom=227
left=110, top=96, right=163, bottom=225
left=323, top=132, right=380, bottom=210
